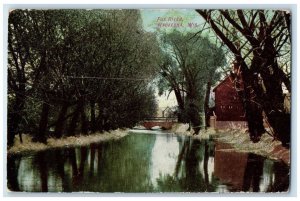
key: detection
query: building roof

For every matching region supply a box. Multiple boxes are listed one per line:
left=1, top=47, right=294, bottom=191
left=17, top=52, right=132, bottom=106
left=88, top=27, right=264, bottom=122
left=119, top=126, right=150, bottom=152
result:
left=213, top=76, right=234, bottom=92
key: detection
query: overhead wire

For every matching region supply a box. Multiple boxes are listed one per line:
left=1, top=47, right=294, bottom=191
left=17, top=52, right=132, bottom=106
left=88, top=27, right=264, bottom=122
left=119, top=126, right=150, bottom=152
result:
left=66, top=76, right=151, bottom=81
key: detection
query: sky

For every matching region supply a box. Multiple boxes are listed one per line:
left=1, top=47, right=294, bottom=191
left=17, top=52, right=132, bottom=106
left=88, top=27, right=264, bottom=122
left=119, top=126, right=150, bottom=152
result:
left=155, top=91, right=177, bottom=109
left=140, top=9, right=205, bottom=33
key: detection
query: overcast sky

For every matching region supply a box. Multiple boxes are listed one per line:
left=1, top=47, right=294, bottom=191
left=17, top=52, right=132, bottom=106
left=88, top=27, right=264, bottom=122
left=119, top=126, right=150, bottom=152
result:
left=140, top=9, right=205, bottom=33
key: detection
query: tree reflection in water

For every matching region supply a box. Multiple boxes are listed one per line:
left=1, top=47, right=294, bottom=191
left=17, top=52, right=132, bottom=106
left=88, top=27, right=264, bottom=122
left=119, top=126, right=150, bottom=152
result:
left=156, top=137, right=219, bottom=192
left=242, top=153, right=264, bottom=192
left=266, top=161, right=290, bottom=192
left=35, top=152, right=48, bottom=192
left=242, top=153, right=289, bottom=192
left=7, top=133, right=290, bottom=192
left=214, top=142, right=290, bottom=192
left=7, top=155, right=20, bottom=191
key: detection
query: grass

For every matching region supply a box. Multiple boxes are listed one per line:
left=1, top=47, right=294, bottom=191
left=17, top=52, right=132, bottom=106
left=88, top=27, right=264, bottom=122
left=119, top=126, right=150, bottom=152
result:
left=172, top=123, right=290, bottom=165
left=7, top=129, right=129, bottom=155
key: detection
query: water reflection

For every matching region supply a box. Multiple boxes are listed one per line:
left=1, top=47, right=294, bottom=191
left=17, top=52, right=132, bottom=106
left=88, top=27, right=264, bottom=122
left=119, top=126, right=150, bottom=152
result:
left=7, top=155, right=20, bottom=191
left=155, top=137, right=218, bottom=192
left=266, top=161, right=290, bottom=192
left=242, top=153, right=264, bottom=192
left=214, top=142, right=289, bottom=192
left=7, top=132, right=289, bottom=192
left=35, top=152, right=48, bottom=192
left=214, top=142, right=248, bottom=191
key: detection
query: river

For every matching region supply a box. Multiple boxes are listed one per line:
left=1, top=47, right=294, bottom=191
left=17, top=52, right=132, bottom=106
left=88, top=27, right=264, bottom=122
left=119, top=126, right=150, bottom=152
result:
left=7, top=130, right=290, bottom=193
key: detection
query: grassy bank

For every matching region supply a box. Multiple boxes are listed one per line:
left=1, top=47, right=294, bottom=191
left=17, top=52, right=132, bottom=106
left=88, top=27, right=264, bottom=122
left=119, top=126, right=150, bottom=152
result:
left=215, top=129, right=290, bottom=166
left=171, top=123, right=290, bottom=165
left=8, top=129, right=129, bottom=155
left=8, top=124, right=290, bottom=166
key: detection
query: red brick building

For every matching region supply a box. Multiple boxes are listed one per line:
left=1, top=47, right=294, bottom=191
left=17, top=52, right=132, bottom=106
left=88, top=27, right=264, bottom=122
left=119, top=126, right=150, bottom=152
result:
left=212, top=76, right=247, bottom=129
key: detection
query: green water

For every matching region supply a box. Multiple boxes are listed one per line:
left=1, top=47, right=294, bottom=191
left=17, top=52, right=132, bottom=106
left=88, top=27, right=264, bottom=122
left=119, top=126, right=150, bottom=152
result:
left=7, top=131, right=289, bottom=193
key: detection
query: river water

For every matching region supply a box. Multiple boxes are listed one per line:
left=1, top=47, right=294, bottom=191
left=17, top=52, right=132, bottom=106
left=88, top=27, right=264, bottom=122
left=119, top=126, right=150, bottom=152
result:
left=7, top=130, right=290, bottom=193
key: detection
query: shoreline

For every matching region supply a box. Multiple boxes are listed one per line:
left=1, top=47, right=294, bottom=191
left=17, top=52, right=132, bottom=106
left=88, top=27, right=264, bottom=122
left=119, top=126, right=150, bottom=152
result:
left=7, top=124, right=290, bottom=166
left=7, top=128, right=129, bottom=156
left=171, top=123, right=290, bottom=166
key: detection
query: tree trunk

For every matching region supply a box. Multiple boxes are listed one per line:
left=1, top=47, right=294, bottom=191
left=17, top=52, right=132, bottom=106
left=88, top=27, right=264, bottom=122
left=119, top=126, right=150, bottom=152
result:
left=54, top=102, right=69, bottom=138
left=259, top=58, right=290, bottom=145
left=186, top=89, right=201, bottom=135
left=67, top=103, right=81, bottom=136
left=248, top=36, right=291, bottom=146
left=188, top=103, right=201, bottom=135
left=90, top=100, right=96, bottom=133
left=236, top=61, right=266, bottom=142
left=33, top=102, right=50, bottom=144
left=174, top=87, right=185, bottom=122
left=7, top=94, right=25, bottom=147
left=80, top=102, right=88, bottom=135
left=96, top=103, right=109, bottom=132
left=204, top=80, right=212, bottom=129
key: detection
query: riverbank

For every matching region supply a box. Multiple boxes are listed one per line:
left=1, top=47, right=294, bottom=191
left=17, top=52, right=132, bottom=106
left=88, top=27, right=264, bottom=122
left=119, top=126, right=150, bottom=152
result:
left=8, top=124, right=290, bottom=165
left=171, top=123, right=290, bottom=165
left=7, top=129, right=129, bottom=155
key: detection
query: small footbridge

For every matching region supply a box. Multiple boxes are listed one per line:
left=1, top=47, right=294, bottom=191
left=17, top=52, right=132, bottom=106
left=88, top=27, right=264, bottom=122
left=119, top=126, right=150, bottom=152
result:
left=141, top=117, right=177, bottom=130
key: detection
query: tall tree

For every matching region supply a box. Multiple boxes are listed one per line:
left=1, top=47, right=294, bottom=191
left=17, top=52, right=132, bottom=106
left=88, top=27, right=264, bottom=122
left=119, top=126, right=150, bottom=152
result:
left=196, top=9, right=291, bottom=144
left=158, top=31, right=226, bottom=134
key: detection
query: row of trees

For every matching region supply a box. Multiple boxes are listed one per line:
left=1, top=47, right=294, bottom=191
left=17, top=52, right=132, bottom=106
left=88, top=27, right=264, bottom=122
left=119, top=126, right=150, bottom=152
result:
left=196, top=9, right=291, bottom=144
left=8, top=9, right=159, bottom=146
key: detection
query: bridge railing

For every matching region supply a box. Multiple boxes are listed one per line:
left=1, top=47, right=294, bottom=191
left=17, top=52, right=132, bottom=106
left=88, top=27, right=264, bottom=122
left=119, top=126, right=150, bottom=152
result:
left=143, top=117, right=178, bottom=122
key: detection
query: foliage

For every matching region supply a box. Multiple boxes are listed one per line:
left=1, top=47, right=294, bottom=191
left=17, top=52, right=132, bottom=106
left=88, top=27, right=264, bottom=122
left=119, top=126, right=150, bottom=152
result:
left=8, top=9, right=160, bottom=145
left=157, top=30, right=226, bottom=131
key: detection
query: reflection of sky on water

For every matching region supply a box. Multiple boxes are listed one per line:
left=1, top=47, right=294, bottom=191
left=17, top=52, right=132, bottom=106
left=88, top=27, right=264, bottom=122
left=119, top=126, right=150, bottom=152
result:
left=260, top=160, right=274, bottom=192
left=199, top=156, right=215, bottom=184
left=150, top=134, right=179, bottom=186
left=17, top=157, right=63, bottom=192
left=18, top=157, right=37, bottom=192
